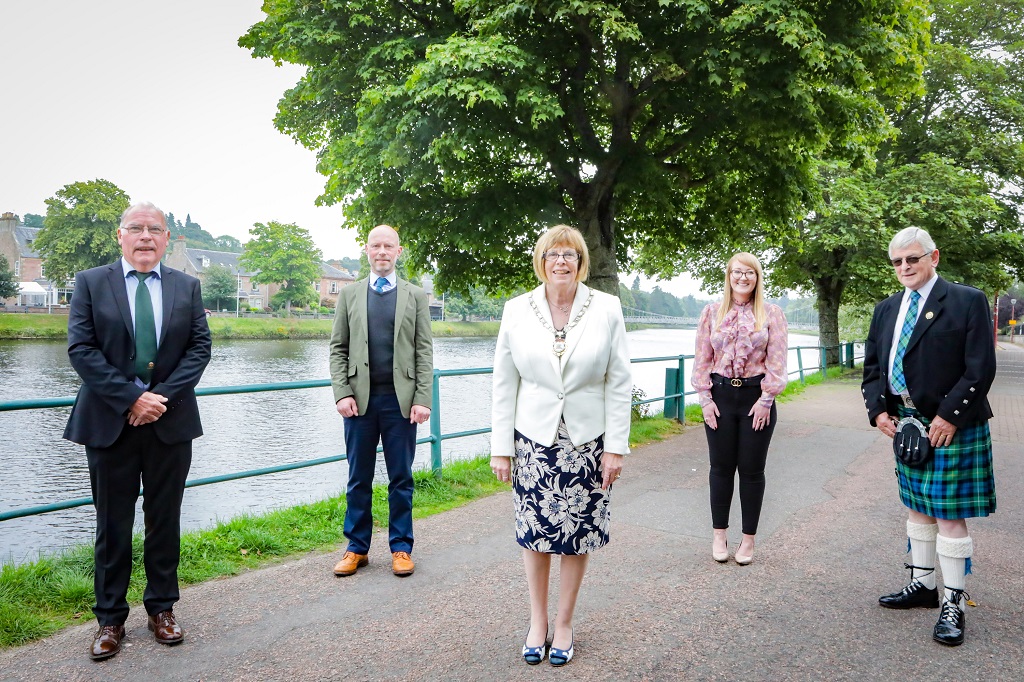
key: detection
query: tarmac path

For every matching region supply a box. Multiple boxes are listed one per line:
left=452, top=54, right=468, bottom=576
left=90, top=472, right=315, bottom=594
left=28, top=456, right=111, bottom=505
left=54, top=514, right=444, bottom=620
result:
left=2, top=348, right=1022, bottom=681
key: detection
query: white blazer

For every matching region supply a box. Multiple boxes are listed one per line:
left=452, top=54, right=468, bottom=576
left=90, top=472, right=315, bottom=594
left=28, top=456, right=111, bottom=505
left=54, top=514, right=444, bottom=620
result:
left=491, top=283, right=633, bottom=457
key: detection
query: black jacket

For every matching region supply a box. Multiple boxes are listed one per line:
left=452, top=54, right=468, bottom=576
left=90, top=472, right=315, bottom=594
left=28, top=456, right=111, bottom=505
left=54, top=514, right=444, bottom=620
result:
left=63, top=261, right=212, bottom=448
left=862, top=276, right=995, bottom=428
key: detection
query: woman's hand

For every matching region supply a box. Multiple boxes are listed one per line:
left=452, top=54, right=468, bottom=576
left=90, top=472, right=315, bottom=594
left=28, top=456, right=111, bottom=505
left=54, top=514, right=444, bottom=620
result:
left=600, top=452, right=624, bottom=490
left=748, top=401, right=772, bottom=431
left=490, top=456, right=512, bottom=483
left=701, top=402, right=720, bottom=430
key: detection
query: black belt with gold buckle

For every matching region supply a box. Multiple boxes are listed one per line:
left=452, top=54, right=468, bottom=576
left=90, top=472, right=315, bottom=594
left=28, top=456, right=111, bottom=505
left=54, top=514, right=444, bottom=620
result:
left=711, top=373, right=764, bottom=388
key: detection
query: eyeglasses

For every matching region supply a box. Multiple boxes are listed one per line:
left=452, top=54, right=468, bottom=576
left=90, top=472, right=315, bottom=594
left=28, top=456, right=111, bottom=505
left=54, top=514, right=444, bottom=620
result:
left=122, top=225, right=166, bottom=236
left=542, top=251, right=580, bottom=262
left=730, top=269, right=756, bottom=280
left=890, top=252, right=932, bottom=267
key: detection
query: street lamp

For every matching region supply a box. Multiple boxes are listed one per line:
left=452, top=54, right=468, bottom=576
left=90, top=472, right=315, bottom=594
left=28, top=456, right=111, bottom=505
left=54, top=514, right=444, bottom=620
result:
left=1012, top=298, right=1017, bottom=343
left=236, top=271, right=241, bottom=318
left=46, top=283, right=53, bottom=314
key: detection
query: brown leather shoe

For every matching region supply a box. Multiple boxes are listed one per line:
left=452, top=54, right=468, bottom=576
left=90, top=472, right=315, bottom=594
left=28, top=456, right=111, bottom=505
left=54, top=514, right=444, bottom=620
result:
left=89, top=624, right=125, bottom=660
left=148, top=610, right=184, bottom=645
left=333, top=551, right=369, bottom=576
left=392, top=551, right=415, bottom=576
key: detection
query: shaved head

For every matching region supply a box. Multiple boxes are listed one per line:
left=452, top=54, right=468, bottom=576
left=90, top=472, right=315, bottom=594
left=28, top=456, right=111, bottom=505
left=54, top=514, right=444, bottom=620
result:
left=365, top=224, right=403, bottom=277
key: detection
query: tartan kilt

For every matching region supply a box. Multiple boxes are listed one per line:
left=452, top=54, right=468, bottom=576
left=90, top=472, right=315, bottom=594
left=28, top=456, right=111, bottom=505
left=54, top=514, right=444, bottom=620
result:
left=894, top=405, right=996, bottom=519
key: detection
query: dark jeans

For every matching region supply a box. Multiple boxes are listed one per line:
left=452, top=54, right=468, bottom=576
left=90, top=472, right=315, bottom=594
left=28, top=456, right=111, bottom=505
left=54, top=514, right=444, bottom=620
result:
left=343, top=392, right=417, bottom=554
left=704, top=382, right=777, bottom=535
left=87, top=424, right=191, bottom=625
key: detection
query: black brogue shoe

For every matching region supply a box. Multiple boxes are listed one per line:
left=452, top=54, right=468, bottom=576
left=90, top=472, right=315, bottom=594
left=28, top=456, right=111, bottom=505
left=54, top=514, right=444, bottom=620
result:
left=933, top=590, right=968, bottom=646
left=879, top=579, right=939, bottom=609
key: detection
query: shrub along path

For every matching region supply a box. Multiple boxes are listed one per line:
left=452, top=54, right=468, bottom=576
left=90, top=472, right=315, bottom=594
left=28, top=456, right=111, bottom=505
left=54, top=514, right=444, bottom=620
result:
left=1, top=349, right=1022, bottom=680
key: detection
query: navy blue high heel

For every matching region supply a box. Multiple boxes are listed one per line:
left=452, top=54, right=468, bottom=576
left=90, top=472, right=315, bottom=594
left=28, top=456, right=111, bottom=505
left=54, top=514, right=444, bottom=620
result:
left=549, top=629, right=574, bottom=666
left=522, top=626, right=548, bottom=665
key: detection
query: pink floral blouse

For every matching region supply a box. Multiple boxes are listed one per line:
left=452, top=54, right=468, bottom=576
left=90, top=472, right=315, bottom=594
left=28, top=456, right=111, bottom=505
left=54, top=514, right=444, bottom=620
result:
left=691, top=301, right=788, bottom=407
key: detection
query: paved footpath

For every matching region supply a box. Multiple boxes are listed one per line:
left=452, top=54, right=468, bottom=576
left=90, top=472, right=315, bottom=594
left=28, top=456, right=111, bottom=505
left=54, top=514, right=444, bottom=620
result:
left=3, top=349, right=1023, bottom=681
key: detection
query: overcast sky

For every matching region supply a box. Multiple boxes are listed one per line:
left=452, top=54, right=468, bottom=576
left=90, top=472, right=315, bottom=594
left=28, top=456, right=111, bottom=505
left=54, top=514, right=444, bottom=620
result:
left=0, top=1, right=706, bottom=297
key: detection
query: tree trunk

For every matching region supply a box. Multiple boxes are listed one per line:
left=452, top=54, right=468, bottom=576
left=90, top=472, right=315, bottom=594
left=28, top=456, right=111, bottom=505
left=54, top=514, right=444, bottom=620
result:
left=814, top=277, right=844, bottom=367
left=574, top=185, right=619, bottom=296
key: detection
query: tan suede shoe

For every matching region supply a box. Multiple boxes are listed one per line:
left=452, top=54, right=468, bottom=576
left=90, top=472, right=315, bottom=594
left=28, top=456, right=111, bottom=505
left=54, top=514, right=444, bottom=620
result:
left=391, top=551, right=415, bottom=576
left=333, top=551, right=368, bottom=576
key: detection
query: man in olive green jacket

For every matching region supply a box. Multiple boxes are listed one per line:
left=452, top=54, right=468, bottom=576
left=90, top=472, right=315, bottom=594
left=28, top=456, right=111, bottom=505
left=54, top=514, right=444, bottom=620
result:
left=329, top=225, right=433, bottom=577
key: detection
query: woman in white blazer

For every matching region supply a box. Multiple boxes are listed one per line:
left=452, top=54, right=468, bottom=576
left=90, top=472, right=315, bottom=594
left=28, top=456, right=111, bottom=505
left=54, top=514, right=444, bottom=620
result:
left=491, top=225, right=632, bottom=667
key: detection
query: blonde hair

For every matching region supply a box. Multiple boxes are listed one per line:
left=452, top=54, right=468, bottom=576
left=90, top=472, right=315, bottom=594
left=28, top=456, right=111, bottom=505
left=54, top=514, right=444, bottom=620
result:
left=715, top=252, right=767, bottom=331
left=532, top=225, right=590, bottom=283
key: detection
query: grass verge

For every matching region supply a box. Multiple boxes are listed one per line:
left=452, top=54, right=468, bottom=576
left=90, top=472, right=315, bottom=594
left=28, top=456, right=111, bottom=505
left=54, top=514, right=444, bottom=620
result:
left=0, top=314, right=500, bottom=340
left=0, top=415, right=674, bottom=648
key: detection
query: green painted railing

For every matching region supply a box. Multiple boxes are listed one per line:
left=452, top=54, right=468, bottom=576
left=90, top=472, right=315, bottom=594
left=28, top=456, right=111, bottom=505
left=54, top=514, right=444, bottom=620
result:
left=0, top=343, right=860, bottom=523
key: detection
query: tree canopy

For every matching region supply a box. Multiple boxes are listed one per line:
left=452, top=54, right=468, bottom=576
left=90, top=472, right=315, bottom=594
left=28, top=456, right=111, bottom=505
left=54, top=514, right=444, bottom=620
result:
left=241, top=0, right=928, bottom=295
left=239, top=221, right=322, bottom=313
left=0, top=255, right=19, bottom=300
left=34, top=179, right=130, bottom=287
left=663, top=0, right=1024, bottom=355
left=203, top=263, right=238, bottom=311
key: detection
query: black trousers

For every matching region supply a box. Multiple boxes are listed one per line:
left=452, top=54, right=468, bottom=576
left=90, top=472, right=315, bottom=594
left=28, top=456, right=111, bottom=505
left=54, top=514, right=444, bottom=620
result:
left=86, top=423, right=192, bottom=625
left=703, top=382, right=777, bottom=535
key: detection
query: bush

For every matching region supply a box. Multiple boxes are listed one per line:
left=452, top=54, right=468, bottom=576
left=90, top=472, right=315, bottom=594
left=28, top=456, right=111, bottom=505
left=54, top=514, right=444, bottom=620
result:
left=631, top=385, right=651, bottom=421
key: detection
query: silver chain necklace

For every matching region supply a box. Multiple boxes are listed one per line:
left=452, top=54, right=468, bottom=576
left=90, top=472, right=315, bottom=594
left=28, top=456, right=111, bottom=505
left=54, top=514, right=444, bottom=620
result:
left=529, top=290, right=594, bottom=356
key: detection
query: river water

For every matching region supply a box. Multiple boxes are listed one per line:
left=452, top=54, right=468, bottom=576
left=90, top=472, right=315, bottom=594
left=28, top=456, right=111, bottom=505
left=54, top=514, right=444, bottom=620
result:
left=0, top=328, right=819, bottom=564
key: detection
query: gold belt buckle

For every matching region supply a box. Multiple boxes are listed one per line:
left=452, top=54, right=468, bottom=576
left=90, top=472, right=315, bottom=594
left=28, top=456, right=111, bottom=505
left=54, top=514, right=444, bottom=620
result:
left=730, top=378, right=743, bottom=388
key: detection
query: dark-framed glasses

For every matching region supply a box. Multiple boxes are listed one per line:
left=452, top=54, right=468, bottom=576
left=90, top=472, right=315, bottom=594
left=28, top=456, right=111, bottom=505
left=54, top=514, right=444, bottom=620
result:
left=123, top=224, right=166, bottom=236
left=730, top=269, right=756, bottom=280
left=543, top=250, right=580, bottom=262
left=890, top=251, right=932, bottom=267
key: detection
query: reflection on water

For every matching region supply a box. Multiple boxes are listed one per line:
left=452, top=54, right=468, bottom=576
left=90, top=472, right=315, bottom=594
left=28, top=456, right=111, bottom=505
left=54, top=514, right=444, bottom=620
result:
left=0, top=329, right=819, bottom=563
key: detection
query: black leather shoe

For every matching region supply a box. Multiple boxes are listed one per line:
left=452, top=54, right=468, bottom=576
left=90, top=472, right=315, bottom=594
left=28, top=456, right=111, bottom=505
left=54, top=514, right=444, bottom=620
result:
left=879, top=579, right=939, bottom=609
left=933, top=590, right=968, bottom=646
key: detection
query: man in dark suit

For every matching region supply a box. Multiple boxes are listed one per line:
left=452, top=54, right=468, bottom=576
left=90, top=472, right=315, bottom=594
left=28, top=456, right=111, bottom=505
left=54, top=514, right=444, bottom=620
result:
left=329, top=224, right=433, bottom=578
left=65, top=202, right=211, bottom=660
left=862, top=226, right=996, bottom=647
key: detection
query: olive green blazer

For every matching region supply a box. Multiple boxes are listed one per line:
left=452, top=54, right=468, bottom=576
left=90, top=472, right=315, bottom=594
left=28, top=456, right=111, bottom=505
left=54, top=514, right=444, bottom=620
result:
left=329, top=278, right=433, bottom=418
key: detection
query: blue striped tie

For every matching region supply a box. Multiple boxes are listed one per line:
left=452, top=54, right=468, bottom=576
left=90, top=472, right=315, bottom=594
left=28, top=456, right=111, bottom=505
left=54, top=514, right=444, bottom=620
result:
left=891, top=290, right=921, bottom=394
left=373, top=277, right=388, bottom=293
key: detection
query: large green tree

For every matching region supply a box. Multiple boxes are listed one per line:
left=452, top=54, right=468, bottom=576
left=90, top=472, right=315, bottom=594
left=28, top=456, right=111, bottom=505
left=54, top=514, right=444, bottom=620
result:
left=241, top=0, right=927, bottom=295
left=34, top=179, right=130, bottom=287
left=203, top=263, right=239, bottom=311
left=239, top=221, right=322, bottom=314
left=0, top=255, right=19, bottom=300
left=662, top=0, right=1024, bottom=358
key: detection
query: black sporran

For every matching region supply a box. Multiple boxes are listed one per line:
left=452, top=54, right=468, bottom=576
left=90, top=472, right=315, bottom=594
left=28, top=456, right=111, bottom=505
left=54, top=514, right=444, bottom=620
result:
left=893, top=416, right=932, bottom=467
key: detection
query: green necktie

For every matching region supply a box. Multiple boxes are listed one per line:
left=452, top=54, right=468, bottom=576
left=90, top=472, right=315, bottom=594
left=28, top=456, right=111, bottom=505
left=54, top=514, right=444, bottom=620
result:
left=132, top=271, right=158, bottom=385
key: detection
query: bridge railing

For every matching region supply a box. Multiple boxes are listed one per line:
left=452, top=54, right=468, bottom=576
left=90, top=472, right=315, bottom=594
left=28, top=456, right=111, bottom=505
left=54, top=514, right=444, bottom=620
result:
left=0, top=343, right=860, bottom=524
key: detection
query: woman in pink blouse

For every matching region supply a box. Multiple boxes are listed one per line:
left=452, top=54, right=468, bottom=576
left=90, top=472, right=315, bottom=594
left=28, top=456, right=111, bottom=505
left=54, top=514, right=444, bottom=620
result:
left=692, top=253, right=788, bottom=565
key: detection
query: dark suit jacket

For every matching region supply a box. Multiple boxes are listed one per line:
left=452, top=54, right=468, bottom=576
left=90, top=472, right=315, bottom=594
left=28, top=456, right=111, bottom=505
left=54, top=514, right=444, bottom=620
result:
left=862, top=276, right=995, bottom=428
left=64, top=261, right=212, bottom=448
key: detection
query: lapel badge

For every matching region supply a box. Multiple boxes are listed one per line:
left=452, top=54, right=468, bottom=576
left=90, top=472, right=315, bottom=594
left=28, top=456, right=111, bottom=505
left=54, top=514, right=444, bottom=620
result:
left=925, top=311, right=934, bottom=320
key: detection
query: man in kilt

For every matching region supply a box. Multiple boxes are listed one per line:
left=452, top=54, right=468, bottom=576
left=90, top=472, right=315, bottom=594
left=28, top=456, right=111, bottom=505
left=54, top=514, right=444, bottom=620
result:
left=862, top=226, right=997, bottom=647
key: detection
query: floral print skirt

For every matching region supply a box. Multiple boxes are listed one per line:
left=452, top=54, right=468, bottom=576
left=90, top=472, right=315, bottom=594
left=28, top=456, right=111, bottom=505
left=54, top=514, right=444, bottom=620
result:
left=512, top=420, right=610, bottom=555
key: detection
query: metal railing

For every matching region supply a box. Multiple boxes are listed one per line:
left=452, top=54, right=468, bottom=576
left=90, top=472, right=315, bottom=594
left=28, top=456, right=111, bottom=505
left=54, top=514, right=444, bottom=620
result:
left=0, top=343, right=861, bottom=523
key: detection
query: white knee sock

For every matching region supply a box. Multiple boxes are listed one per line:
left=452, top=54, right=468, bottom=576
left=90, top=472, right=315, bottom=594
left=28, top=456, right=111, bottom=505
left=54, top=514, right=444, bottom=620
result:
left=907, top=521, right=938, bottom=590
left=937, top=534, right=973, bottom=603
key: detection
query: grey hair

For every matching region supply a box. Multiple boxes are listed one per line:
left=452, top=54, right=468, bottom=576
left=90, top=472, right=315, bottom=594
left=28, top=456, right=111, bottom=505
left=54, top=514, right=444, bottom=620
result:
left=888, top=226, right=936, bottom=257
left=119, top=202, right=167, bottom=228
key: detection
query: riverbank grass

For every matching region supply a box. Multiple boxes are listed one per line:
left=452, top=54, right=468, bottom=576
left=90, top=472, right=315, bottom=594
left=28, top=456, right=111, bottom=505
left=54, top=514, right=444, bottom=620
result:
left=0, top=313, right=500, bottom=340
left=0, top=415, right=680, bottom=649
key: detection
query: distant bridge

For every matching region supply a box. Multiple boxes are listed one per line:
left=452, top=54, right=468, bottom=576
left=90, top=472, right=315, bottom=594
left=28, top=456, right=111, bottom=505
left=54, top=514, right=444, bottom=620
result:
left=621, top=306, right=818, bottom=331
left=621, top=306, right=697, bottom=326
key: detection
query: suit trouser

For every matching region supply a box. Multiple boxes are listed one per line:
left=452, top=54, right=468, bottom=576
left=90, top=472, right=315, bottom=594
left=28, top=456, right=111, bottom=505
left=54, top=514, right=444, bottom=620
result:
left=704, top=382, right=777, bottom=535
left=343, top=391, right=417, bottom=554
left=86, top=423, right=192, bottom=625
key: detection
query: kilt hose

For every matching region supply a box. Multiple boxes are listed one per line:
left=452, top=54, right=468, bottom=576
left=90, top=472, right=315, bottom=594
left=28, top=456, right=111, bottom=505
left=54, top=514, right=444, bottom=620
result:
left=895, top=405, right=996, bottom=520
